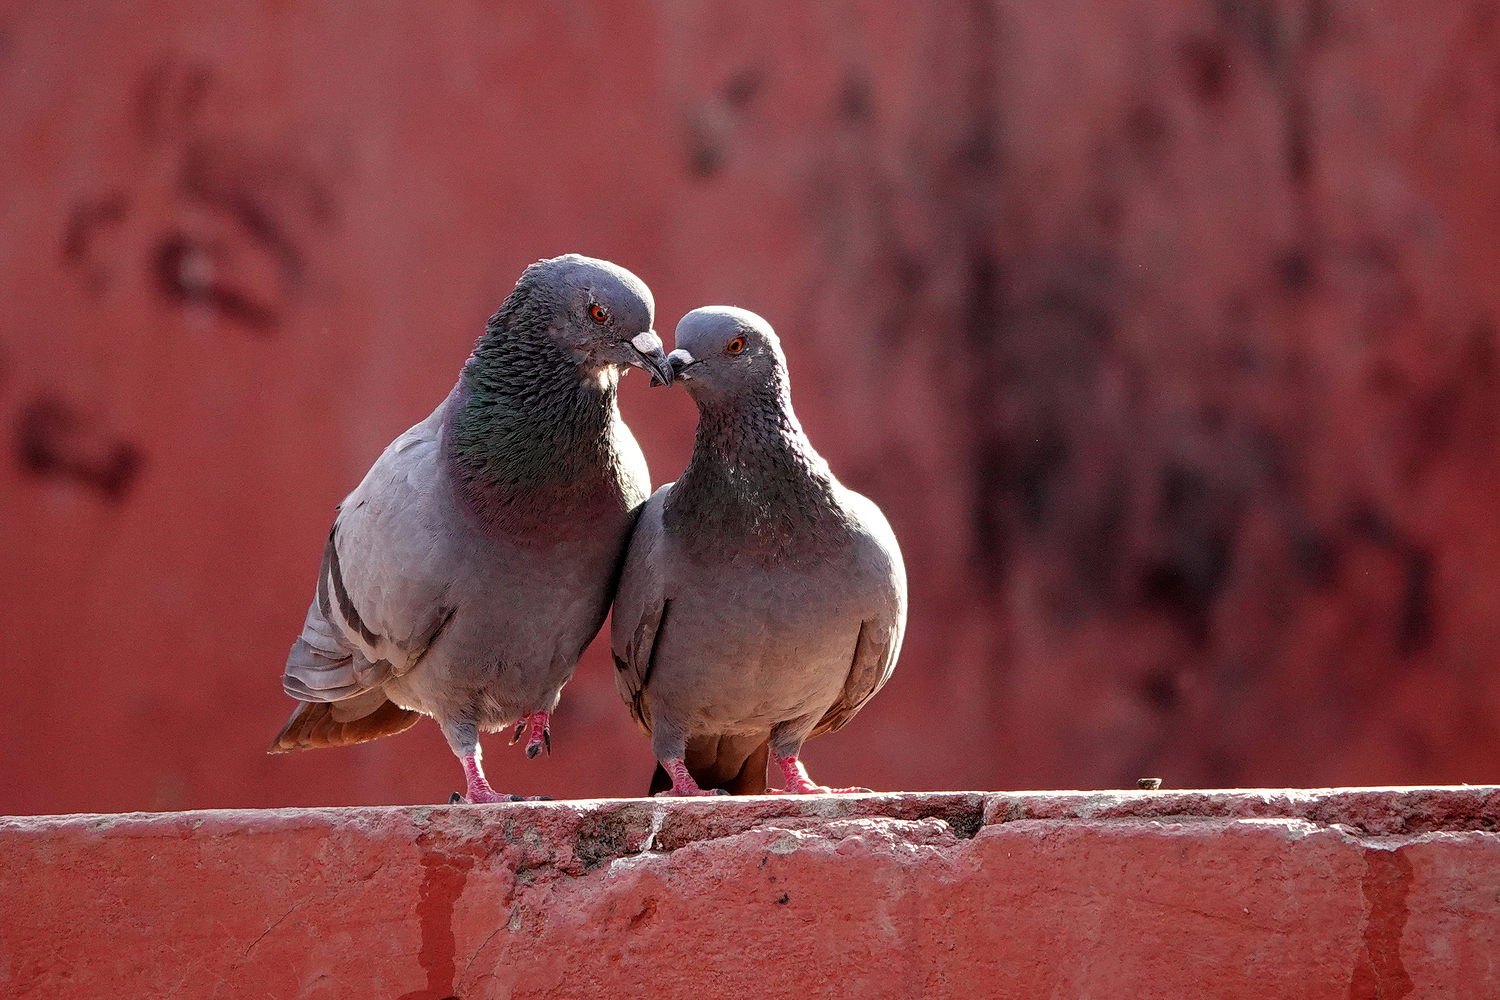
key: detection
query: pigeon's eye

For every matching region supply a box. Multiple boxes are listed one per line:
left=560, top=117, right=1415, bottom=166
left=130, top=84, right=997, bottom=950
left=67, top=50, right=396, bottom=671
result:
left=589, top=304, right=610, bottom=324
left=725, top=336, right=746, bottom=355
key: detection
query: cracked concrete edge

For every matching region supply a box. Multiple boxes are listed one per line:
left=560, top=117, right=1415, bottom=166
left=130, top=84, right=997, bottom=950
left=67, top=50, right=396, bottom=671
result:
left=2, top=786, right=1495, bottom=847
left=981, top=785, right=1500, bottom=834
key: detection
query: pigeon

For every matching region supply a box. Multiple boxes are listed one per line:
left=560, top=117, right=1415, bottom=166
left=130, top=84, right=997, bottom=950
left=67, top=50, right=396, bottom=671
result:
left=269, top=254, right=673, bottom=803
left=610, top=306, right=906, bottom=795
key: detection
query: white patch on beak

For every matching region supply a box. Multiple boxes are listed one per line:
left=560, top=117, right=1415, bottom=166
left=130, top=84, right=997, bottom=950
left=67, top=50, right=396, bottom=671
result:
left=631, top=331, right=663, bottom=355
left=667, top=349, right=694, bottom=365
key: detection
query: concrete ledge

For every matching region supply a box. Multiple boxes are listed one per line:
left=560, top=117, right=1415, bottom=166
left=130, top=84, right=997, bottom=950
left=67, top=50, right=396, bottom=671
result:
left=4, top=788, right=1498, bottom=998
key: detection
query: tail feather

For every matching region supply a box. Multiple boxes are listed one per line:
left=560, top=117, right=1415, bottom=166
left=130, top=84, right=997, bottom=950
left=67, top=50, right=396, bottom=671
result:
left=648, top=736, right=770, bottom=795
left=268, top=698, right=421, bottom=753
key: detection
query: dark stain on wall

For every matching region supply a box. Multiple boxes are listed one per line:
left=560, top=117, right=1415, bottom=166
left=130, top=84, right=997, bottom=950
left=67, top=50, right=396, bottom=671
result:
left=684, top=65, right=764, bottom=180
left=61, top=192, right=131, bottom=295
left=16, top=397, right=143, bottom=501
left=1181, top=36, right=1233, bottom=105
left=151, top=232, right=279, bottom=332
left=685, top=114, right=726, bottom=179
left=1288, top=523, right=1339, bottom=587
left=839, top=73, right=872, bottom=123
left=1278, top=249, right=1314, bottom=294
left=1397, top=548, right=1434, bottom=657
left=1139, top=668, right=1181, bottom=711
left=1348, top=505, right=1436, bottom=657
left=1213, top=0, right=1282, bottom=67
left=63, top=55, right=338, bottom=336
left=179, top=142, right=308, bottom=283
left=1142, top=465, right=1242, bottom=646
left=723, top=65, right=763, bottom=109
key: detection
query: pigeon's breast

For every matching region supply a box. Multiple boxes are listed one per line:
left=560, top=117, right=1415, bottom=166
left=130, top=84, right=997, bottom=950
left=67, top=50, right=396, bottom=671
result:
left=653, top=558, right=874, bottom=733
left=391, top=487, right=638, bottom=720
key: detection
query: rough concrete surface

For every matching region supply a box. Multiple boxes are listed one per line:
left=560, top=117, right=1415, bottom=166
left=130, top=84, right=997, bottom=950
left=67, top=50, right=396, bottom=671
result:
left=2, top=787, right=1497, bottom=998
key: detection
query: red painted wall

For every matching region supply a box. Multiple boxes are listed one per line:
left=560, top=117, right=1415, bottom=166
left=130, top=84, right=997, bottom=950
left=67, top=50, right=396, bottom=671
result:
left=2, top=2, right=1499, bottom=813
left=4, top=790, right=1498, bottom=998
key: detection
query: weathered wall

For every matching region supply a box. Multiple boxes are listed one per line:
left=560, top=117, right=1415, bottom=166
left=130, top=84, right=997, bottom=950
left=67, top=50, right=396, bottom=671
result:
left=3, top=788, right=1498, bottom=998
left=1, top=2, right=1499, bottom=813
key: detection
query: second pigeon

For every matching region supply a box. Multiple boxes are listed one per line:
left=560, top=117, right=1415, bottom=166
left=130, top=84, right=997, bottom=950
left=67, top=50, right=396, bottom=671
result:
left=611, top=306, right=906, bottom=795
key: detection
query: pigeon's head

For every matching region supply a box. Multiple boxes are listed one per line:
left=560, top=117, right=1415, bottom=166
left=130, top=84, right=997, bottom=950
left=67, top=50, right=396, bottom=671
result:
left=668, top=306, right=785, bottom=402
left=520, top=254, right=672, bottom=386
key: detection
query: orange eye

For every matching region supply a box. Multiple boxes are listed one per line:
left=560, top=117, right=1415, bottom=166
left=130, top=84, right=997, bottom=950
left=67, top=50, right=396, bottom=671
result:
left=589, top=304, right=609, bottom=323
left=726, top=336, right=746, bottom=354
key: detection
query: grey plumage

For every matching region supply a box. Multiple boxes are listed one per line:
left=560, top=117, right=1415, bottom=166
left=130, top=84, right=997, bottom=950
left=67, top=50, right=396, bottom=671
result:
left=611, top=306, right=906, bottom=796
left=271, top=254, right=672, bottom=803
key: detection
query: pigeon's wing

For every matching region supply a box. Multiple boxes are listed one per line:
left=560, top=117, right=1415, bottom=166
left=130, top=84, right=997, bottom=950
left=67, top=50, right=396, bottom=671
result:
left=610, top=484, right=673, bottom=733
left=812, top=490, right=908, bottom=737
left=281, top=402, right=459, bottom=709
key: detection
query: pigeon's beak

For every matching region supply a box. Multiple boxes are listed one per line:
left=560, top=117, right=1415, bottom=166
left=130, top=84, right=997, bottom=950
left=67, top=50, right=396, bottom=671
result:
left=667, top=348, right=699, bottom=381
left=627, top=331, right=673, bottom=387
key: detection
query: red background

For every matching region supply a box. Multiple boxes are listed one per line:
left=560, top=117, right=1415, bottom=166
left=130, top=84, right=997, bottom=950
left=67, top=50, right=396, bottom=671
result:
left=2, top=1, right=1498, bottom=813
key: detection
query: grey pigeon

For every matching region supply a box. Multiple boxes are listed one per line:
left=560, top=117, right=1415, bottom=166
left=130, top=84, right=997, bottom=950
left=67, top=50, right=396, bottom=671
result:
left=610, top=306, right=906, bottom=795
left=269, top=254, right=673, bottom=803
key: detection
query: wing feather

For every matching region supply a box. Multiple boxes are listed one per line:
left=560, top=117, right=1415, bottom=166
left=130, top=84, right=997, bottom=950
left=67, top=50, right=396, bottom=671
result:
left=281, top=400, right=458, bottom=707
left=812, top=488, right=907, bottom=737
left=610, top=485, right=673, bottom=733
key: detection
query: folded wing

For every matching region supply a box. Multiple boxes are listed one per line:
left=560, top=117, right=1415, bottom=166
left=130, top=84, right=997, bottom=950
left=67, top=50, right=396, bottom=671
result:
left=812, top=489, right=908, bottom=737
left=272, top=407, right=459, bottom=751
left=610, top=485, right=672, bottom=733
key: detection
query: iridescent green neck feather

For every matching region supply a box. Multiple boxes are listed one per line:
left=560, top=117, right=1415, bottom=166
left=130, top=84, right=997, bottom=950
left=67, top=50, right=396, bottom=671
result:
left=665, top=376, right=849, bottom=564
left=445, top=284, right=623, bottom=532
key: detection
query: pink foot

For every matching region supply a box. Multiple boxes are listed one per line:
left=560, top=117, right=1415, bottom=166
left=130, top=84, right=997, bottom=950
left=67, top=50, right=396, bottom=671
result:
left=653, top=758, right=731, bottom=797
left=769, top=755, right=872, bottom=795
left=508, top=711, right=552, bottom=759
left=461, top=786, right=528, bottom=804
left=450, top=751, right=549, bottom=804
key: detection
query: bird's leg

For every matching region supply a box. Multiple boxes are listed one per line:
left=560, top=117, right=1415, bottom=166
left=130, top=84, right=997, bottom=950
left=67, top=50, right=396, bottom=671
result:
left=768, top=755, right=871, bottom=795
left=455, top=747, right=524, bottom=803
left=502, top=710, right=548, bottom=758
left=654, top=758, right=730, bottom=797
left=506, top=711, right=551, bottom=757
left=523, top=710, right=551, bottom=759
left=441, top=719, right=548, bottom=803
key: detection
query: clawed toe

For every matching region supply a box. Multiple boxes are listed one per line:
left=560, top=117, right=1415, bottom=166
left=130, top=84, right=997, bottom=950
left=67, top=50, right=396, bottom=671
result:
left=456, top=748, right=548, bottom=804
left=771, top=756, right=870, bottom=795
left=524, top=727, right=552, bottom=759
left=515, top=712, right=552, bottom=758
left=655, top=758, right=734, bottom=796
left=448, top=791, right=525, bottom=804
